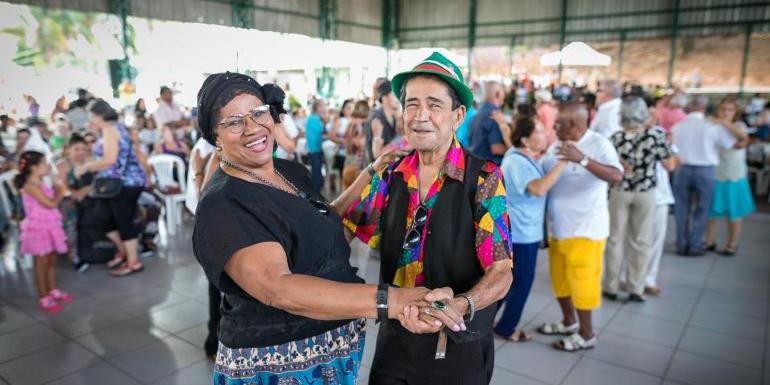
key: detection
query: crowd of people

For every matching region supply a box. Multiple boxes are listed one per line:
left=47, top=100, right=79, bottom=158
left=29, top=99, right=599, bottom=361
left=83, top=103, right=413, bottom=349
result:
left=1, top=50, right=768, bottom=384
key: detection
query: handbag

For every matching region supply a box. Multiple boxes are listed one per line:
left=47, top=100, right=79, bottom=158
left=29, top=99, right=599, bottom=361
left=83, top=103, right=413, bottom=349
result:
left=89, top=152, right=131, bottom=199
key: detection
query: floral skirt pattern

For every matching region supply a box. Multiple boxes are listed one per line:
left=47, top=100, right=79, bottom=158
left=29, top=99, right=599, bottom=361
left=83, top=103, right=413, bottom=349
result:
left=213, top=319, right=366, bottom=385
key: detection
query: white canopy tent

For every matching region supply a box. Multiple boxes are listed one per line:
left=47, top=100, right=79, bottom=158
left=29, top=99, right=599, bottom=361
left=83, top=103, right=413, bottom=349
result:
left=540, top=42, right=611, bottom=67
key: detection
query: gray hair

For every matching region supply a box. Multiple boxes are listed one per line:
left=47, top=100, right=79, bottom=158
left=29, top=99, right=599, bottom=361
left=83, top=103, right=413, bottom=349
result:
left=599, top=79, right=622, bottom=99
left=620, top=96, right=650, bottom=128
left=686, top=94, right=709, bottom=112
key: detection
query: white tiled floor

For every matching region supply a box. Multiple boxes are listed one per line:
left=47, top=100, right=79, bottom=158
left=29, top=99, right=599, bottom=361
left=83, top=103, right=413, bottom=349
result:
left=0, top=212, right=768, bottom=385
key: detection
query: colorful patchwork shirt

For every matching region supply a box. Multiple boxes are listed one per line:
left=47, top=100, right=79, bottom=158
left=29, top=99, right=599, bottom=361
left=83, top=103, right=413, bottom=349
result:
left=343, top=137, right=512, bottom=288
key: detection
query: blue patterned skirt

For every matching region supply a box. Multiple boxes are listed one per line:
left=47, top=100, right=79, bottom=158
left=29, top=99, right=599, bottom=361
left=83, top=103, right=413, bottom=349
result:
left=213, top=319, right=366, bottom=385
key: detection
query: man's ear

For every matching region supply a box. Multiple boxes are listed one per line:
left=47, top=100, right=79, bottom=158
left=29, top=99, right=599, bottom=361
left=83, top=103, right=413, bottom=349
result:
left=453, top=105, right=467, bottom=131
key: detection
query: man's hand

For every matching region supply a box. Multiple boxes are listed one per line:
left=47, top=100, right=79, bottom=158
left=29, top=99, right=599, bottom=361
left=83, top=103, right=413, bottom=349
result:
left=396, top=287, right=467, bottom=334
left=556, top=141, right=584, bottom=163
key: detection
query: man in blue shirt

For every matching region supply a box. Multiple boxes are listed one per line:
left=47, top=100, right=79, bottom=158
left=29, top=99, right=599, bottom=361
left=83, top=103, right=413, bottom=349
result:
left=455, top=103, right=476, bottom=148
left=468, top=81, right=510, bottom=165
left=305, top=99, right=326, bottom=192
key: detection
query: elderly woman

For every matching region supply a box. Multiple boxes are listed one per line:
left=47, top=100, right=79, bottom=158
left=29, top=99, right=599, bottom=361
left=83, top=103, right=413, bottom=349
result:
left=603, top=96, right=676, bottom=303
left=76, top=99, right=147, bottom=277
left=193, top=72, right=447, bottom=384
left=494, top=116, right=566, bottom=342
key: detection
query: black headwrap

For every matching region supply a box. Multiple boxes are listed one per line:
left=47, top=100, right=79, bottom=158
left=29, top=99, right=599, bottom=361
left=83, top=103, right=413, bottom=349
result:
left=196, top=72, right=287, bottom=145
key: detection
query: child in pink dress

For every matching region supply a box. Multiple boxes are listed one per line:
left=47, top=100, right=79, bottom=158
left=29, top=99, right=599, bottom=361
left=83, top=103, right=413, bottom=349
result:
left=14, top=151, right=72, bottom=313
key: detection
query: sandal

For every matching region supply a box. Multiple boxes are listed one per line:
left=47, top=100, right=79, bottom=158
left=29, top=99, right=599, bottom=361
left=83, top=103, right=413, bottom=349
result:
left=554, top=333, right=596, bottom=352
left=110, top=262, right=144, bottom=277
left=106, top=253, right=126, bottom=269
left=537, top=321, right=579, bottom=336
left=704, top=243, right=717, bottom=252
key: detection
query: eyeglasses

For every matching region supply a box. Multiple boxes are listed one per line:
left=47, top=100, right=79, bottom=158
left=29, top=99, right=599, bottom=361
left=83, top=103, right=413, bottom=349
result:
left=402, top=204, right=428, bottom=250
left=217, top=105, right=271, bottom=135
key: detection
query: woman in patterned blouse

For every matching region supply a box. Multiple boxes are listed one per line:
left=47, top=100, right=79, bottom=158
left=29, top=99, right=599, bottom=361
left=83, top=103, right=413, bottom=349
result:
left=603, top=96, right=677, bottom=303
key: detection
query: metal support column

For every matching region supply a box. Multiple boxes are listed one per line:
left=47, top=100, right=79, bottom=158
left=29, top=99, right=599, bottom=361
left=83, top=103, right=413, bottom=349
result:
left=557, top=0, right=568, bottom=82
left=231, top=0, right=253, bottom=29
left=508, top=35, right=516, bottom=77
left=108, top=0, right=131, bottom=82
left=667, top=0, right=680, bottom=87
left=739, top=23, right=753, bottom=95
left=467, top=0, right=477, bottom=80
left=617, top=30, right=626, bottom=80
left=382, top=0, right=397, bottom=76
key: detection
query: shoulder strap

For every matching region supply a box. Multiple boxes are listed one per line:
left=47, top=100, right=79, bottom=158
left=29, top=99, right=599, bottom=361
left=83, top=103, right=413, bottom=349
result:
left=463, top=153, right=486, bottom=209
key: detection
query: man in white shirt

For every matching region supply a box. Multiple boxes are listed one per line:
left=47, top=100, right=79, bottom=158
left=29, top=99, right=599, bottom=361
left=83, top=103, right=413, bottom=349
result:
left=589, top=79, right=622, bottom=138
left=152, top=86, right=190, bottom=136
left=671, top=95, right=739, bottom=256
left=538, top=102, right=623, bottom=352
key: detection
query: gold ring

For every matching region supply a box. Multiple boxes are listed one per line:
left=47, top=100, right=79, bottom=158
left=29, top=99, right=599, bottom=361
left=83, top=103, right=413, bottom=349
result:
left=422, top=307, right=433, bottom=317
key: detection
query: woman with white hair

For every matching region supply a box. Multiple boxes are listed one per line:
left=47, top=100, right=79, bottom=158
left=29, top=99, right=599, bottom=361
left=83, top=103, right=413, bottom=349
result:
left=603, top=96, right=677, bottom=303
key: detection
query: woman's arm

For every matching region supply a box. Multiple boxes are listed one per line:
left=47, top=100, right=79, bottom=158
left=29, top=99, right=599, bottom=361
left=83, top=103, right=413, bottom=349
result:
left=78, top=126, right=119, bottom=175
left=717, top=119, right=749, bottom=149
left=330, top=149, right=405, bottom=216
left=329, top=117, right=345, bottom=145
left=526, top=160, right=566, bottom=196
left=225, top=242, right=431, bottom=321
left=274, top=122, right=296, bottom=155
left=201, top=151, right=220, bottom=190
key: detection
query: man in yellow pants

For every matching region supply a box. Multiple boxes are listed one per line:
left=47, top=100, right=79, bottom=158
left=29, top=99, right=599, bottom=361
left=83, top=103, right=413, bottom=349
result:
left=538, top=102, right=623, bottom=352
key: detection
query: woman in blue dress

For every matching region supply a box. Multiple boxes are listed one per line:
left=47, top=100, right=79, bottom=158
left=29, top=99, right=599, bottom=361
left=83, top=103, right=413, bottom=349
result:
left=494, top=116, right=566, bottom=342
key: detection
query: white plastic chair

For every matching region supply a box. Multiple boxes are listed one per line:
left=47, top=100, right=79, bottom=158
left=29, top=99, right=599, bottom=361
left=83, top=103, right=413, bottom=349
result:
left=147, top=154, right=186, bottom=236
left=747, top=143, right=770, bottom=196
left=0, top=170, right=26, bottom=269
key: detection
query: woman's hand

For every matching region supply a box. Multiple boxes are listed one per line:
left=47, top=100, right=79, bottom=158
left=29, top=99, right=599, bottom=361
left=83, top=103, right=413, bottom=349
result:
left=556, top=141, right=584, bottom=163
left=395, top=287, right=467, bottom=334
left=372, top=149, right=409, bottom=174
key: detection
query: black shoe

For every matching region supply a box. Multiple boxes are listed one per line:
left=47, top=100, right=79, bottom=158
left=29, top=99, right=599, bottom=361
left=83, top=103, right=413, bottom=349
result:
left=687, top=250, right=707, bottom=257
left=602, top=291, right=619, bottom=301
left=676, top=248, right=689, bottom=257
left=628, top=293, right=646, bottom=303
left=719, top=246, right=738, bottom=257
left=704, top=243, right=716, bottom=252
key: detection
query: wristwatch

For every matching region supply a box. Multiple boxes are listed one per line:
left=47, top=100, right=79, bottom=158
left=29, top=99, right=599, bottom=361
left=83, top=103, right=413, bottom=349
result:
left=579, top=155, right=589, bottom=167
left=376, top=283, right=389, bottom=324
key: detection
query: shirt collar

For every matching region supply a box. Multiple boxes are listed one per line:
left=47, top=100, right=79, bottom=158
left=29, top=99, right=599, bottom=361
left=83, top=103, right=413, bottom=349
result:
left=394, top=136, right=466, bottom=183
left=688, top=111, right=705, bottom=119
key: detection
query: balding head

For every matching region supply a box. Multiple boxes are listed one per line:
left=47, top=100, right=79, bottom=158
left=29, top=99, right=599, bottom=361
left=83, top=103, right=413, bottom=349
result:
left=484, top=81, right=504, bottom=107
left=686, top=94, right=709, bottom=112
left=597, top=79, right=622, bottom=104
left=556, top=102, right=589, bottom=141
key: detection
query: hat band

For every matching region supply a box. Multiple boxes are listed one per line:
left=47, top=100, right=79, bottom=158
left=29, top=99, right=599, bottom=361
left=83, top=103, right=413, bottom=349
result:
left=415, top=60, right=460, bottom=81
left=414, top=61, right=460, bottom=82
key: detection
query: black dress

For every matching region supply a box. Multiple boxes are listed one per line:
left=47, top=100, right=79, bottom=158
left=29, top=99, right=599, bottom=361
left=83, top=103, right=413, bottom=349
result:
left=193, top=158, right=364, bottom=349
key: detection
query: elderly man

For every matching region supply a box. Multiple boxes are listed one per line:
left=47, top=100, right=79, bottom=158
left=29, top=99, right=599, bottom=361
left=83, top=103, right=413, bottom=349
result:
left=344, top=52, right=513, bottom=384
left=539, top=102, right=623, bottom=352
left=589, top=79, right=623, bottom=138
left=671, top=95, right=741, bottom=256
left=468, top=81, right=512, bottom=165
left=152, top=86, right=190, bottom=135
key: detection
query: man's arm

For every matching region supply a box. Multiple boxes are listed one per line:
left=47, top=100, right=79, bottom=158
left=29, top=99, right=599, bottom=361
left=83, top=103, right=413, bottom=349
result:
left=557, top=141, right=622, bottom=184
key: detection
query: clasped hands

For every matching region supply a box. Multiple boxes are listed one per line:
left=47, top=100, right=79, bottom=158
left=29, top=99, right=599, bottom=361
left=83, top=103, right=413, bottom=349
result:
left=392, top=287, right=468, bottom=335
